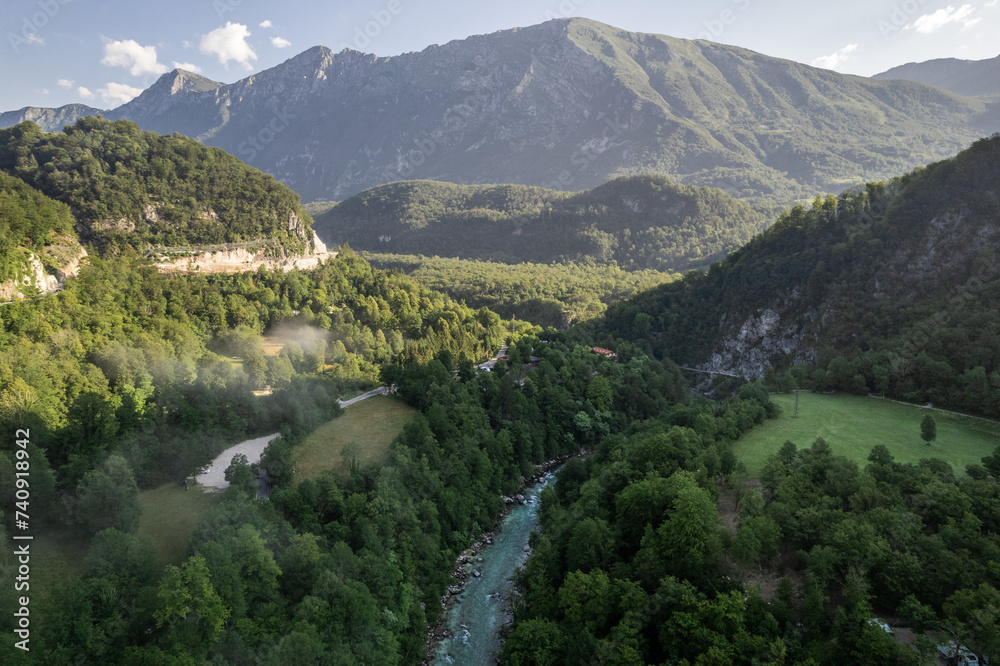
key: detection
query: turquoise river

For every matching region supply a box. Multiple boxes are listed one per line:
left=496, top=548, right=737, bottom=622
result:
left=432, top=470, right=557, bottom=665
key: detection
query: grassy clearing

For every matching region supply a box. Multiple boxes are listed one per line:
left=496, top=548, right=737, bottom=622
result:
left=261, top=336, right=285, bottom=357
left=137, top=482, right=222, bottom=568
left=734, top=392, right=1000, bottom=476
left=292, top=396, right=417, bottom=484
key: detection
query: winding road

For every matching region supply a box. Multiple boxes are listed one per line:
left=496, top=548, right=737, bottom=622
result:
left=195, top=386, right=393, bottom=493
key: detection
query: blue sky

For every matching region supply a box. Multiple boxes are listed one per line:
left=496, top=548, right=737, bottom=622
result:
left=3, top=0, right=998, bottom=110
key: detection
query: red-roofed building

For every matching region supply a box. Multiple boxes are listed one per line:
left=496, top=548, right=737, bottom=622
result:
left=592, top=347, right=617, bottom=359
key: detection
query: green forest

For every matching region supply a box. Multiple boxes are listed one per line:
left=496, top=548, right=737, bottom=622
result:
left=501, top=420, right=1000, bottom=664
left=0, top=119, right=315, bottom=255
left=602, top=134, right=1000, bottom=420
left=365, top=252, right=679, bottom=329
left=0, top=171, right=76, bottom=284
left=0, top=246, right=522, bottom=662
left=313, top=176, right=769, bottom=273
left=0, top=111, right=997, bottom=666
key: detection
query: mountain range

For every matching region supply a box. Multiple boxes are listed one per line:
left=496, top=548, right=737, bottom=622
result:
left=2, top=18, right=998, bottom=206
left=873, top=54, right=1000, bottom=98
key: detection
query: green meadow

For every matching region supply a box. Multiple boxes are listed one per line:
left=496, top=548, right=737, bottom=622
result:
left=292, top=396, right=417, bottom=484
left=734, top=392, right=1000, bottom=476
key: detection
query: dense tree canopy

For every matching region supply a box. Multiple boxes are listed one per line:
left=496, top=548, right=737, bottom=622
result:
left=314, top=175, right=769, bottom=272
left=366, top=252, right=679, bottom=328
left=603, top=134, right=1000, bottom=419
left=0, top=171, right=75, bottom=283
left=0, top=118, right=315, bottom=254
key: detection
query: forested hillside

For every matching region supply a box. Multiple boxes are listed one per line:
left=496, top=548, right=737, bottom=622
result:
left=0, top=118, right=316, bottom=255
left=0, top=171, right=78, bottom=285
left=0, top=244, right=698, bottom=662
left=0, top=245, right=529, bottom=660
left=873, top=54, right=1000, bottom=97
left=366, top=253, right=679, bottom=328
left=602, top=134, right=1000, bottom=418
left=315, top=175, right=768, bottom=272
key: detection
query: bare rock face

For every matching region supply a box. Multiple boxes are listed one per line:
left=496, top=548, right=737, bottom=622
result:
left=0, top=103, right=104, bottom=132
left=152, top=236, right=335, bottom=275
left=704, top=309, right=810, bottom=379
left=56, top=247, right=89, bottom=283
left=0, top=245, right=87, bottom=301
left=311, top=231, right=328, bottom=255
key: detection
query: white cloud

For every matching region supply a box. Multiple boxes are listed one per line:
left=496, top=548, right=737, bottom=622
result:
left=271, top=36, right=291, bottom=48
left=908, top=4, right=979, bottom=33
left=182, top=39, right=193, bottom=49
left=259, top=19, right=273, bottom=28
left=200, top=22, right=257, bottom=69
left=810, top=43, right=859, bottom=71
left=101, top=39, right=168, bottom=76
left=41, top=88, right=49, bottom=95
left=57, top=78, right=74, bottom=89
left=25, top=33, right=44, bottom=46
left=172, top=61, right=203, bottom=73
left=98, top=82, right=144, bottom=106
left=986, top=0, right=998, bottom=7
left=78, top=86, right=94, bottom=99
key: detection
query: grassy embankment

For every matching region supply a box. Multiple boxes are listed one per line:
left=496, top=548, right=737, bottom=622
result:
left=734, top=392, right=1000, bottom=476
left=134, top=396, right=415, bottom=566
left=292, top=396, right=416, bottom=484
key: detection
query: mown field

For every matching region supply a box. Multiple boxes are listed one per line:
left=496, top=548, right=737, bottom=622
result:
left=734, top=392, right=1000, bottom=476
left=292, top=395, right=417, bottom=484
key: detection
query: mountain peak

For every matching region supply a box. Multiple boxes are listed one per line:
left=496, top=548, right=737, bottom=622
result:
left=280, top=45, right=338, bottom=68
left=147, top=69, right=224, bottom=98
left=0, top=103, right=104, bottom=132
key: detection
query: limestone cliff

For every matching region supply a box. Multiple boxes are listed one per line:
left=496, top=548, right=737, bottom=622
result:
left=0, top=245, right=88, bottom=302
left=153, top=231, right=335, bottom=275
left=604, top=135, right=1000, bottom=383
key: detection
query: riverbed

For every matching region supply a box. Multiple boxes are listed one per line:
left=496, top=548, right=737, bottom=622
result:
left=432, top=470, right=557, bottom=665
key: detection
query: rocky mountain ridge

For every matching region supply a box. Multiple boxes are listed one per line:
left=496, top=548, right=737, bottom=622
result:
left=873, top=53, right=1000, bottom=97
left=0, top=103, right=104, bottom=133
left=4, top=18, right=998, bottom=206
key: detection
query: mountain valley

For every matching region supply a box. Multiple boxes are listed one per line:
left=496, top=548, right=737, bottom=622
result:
left=2, top=12, right=1000, bottom=666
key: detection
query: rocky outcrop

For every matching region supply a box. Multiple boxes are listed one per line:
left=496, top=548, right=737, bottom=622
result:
left=0, top=245, right=87, bottom=302
left=700, top=308, right=817, bottom=379
left=0, top=103, right=103, bottom=132
left=153, top=231, right=335, bottom=275
left=55, top=246, right=88, bottom=282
